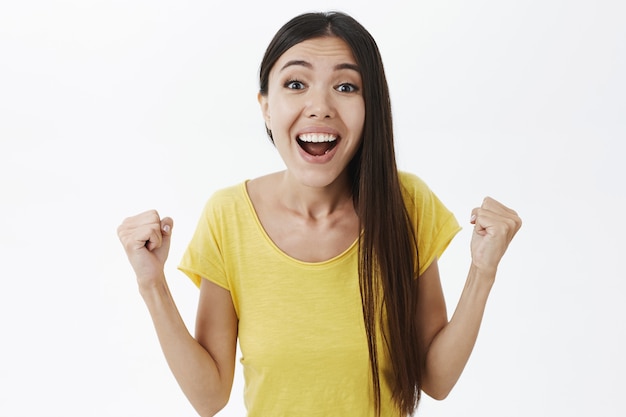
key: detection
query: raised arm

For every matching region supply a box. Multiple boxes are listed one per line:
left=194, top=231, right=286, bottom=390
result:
left=416, top=197, right=522, bottom=400
left=117, top=210, right=238, bottom=417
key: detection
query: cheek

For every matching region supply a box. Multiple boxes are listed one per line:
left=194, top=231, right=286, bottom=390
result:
left=346, top=101, right=365, bottom=135
left=268, top=98, right=300, bottom=128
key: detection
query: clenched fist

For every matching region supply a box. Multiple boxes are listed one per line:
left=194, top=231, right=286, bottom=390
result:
left=117, top=210, right=174, bottom=289
left=469, top=197, right=522, bottom=275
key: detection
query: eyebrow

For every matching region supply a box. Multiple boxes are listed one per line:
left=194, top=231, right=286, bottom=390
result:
left=280, top=60, right=361, bottom=73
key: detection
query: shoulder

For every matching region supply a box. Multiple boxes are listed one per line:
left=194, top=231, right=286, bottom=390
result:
left=208, top=182, right=246, bottom=203
left=200, top=181, right=249, bottom=221
left=398, top=170, right=455, bottom=224
left=398, top=171, right=434, bottom=206
left=398, top=171, right=461, bottom=273
left=202, top=172, right=283, bottom=221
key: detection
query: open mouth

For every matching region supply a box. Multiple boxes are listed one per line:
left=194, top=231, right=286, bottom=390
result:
left=296, top=133, right=338, bottom=156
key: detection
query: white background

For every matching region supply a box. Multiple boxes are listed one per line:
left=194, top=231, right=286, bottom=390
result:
left=1, top=0, right=624, bottom=416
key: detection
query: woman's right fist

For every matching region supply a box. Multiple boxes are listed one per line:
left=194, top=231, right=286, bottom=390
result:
left=117, top=210, right=174, bottom=287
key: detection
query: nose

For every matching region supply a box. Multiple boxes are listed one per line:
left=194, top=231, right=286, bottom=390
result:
left=305, top=87, right=335, bottom=119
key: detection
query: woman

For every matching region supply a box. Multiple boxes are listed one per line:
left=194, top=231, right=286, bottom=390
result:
left=117, top=11, right=521, bottom=417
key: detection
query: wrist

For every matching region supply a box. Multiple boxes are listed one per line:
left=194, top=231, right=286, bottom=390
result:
left=138, top=273, right=168, bottom=299
left=467, top=263, right=497, bottom=289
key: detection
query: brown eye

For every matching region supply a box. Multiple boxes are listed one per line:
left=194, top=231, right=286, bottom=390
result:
left=336, top=83, right=358, bottom=93
left=285, top=80, right=305, bottom=90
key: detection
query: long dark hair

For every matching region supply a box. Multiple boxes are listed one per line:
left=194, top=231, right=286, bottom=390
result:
left=259, top=11, right=421, bottom=415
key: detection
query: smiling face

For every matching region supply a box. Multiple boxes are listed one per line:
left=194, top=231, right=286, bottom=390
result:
left=258, top=36, right=365, bottom=190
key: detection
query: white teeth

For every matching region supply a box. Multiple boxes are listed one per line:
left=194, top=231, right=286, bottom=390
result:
left=298, top=133, right=337, bottom=143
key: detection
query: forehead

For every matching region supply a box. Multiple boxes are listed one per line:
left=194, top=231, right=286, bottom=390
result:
left=273, top=36, right=357, bottom=70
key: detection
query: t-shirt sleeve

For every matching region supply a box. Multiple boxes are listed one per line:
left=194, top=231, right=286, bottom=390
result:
left=399, top=172, right=462, bottom=276
left=178, top=192, right=230, bottom=290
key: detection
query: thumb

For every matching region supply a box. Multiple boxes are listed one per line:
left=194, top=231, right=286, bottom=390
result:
left=161, top=216, right=174, bottom=236
left=159, top=217, right=174, bottom=250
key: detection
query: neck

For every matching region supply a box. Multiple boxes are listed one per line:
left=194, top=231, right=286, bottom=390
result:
left=277, top=170, right=354, bottom=220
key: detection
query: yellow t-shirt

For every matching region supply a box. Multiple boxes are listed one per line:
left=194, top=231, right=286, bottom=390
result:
left=178, top=171, right=461, bottom=416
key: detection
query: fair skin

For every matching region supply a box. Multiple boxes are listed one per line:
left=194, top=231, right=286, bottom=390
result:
left=117, top=36, right=521, bottom=416
left=252, top=36, right=364, bottom=262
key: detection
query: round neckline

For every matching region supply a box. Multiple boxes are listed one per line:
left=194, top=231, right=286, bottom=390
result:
left=241, top=181, right=360, bottom=267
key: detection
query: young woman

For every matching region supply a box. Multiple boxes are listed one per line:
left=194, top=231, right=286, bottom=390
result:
left=117, top=11, right=521, bottom=417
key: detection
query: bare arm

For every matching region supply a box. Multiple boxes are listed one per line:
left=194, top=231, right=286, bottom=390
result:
left=118, top=211, right=237, bottom=417
left=417, top=261, right=494, bottom=400
left=417, top=198, right=522, bottom=400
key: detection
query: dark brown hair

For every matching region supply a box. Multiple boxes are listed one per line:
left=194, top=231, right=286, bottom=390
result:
left=259, top=11, right=421, bottom=415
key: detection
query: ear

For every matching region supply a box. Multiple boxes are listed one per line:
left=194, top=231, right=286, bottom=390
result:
left=258, top=92, right=270, bottom=126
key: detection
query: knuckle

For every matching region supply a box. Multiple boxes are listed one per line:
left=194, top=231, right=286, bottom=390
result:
left=146, top=209, right=160, bottom=221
